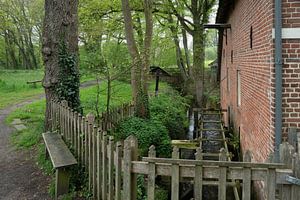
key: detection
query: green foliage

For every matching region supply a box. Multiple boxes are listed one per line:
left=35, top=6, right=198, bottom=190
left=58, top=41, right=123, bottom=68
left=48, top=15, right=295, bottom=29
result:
left=150, top=89, right=189, bottom=140
left=57, top=42, right=81, bottom=112
left=205, top=46, right=217, bottom=61
left=115, top=117, right=171, bottom=157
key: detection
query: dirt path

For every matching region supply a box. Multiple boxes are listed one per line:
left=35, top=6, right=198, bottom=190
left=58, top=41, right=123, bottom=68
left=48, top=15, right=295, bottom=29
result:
left=0, top=80, right=97, bottom=200
left=0, top=95, right=51, bottom=200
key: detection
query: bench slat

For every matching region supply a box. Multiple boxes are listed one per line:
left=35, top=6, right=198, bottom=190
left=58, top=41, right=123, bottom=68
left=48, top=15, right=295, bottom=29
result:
left=43, top=132, right=77, bottom=169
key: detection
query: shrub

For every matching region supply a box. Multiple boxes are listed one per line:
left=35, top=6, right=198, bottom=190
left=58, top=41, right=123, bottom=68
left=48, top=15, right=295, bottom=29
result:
left=114, top=117, right=171, bottom=157
left=150, top=90, right=188, bottom=140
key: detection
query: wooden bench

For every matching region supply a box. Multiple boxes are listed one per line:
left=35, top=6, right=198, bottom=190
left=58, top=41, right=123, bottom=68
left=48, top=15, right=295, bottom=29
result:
left=26, top=80, right=42, bottom=88
left=42, top=132, right=77, bottom=199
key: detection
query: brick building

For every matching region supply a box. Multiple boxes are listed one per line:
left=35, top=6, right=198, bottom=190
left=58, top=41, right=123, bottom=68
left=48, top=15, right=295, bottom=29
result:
left=216, top=0, right=300, bottom=166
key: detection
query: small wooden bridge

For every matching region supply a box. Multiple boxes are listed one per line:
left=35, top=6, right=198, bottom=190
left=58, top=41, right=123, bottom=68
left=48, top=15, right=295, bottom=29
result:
left=48, top=101, right=300, bottom=200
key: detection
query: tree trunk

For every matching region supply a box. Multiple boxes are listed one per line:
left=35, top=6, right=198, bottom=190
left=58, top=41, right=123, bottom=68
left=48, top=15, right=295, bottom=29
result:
left=182, top=28, right=191, bottom=76
left=192, top=24, right=205, bottom=106
left=42, top=0, right=79, bottom=131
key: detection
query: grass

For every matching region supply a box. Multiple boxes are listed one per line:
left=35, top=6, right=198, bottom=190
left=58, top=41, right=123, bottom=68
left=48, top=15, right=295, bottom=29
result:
left=0, top=70, right=44, bottom=109
left=0, top=69, right=96, bottom=110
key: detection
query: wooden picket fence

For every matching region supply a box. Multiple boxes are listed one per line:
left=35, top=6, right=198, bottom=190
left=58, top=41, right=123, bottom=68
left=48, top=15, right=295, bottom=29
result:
left=49, top=100, right=300, bottom=200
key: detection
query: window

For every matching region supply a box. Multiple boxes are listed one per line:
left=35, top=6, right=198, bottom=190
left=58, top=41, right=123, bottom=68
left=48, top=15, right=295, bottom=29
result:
left=227, top=67, right=230, bottom=92
left=237, top=70, right=241, bottom=106
left=250, top=26, right=253, bottom=49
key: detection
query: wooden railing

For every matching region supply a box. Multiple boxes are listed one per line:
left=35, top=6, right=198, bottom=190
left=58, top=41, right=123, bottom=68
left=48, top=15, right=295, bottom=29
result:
left=49, top=100, right=300, bottom=200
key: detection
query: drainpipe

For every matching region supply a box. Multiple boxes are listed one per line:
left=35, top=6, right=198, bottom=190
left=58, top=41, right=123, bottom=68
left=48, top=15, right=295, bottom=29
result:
left=274, top=0, right=282, bottom=163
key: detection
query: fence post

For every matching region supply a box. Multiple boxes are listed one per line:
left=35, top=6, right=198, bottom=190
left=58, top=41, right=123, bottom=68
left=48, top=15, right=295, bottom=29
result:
left=171, top=146, right=180, bottom=200
left=108, top=136, right=114, bottom=200
left=291, top=153, right=300, bottom=199
left=97, top=128, right=103, bottom=200
left=243, top=150, right=252, bottom=200
left=279, top=142, right=295, bottom=200
left=86, top=113, right=95, bottom=193
left=123, top=135, right=138, bottom=200
left=92, top=125, right=98, bottom=198
left=194, top=148, right=203, bottom=200
left=115, top=141, right=123, bottom=200
left=219, top=148, right=227, bottom=200
left=147, top=145, right=156, bottom=200
left=102, top=131, right=108, bottom=200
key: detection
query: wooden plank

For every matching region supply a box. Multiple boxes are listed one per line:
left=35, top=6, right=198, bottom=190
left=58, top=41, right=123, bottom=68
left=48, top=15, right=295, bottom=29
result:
left=102, top=132, right=108, bottom=200
left=242, top=151, right=252, bottom=200
left=131, top=161, right=292, bottom=182
left=142, top=157, right=285, bottom=169
left=115, top=142, right=122, bottom=200
left=55, top=168, right=70, bottom=199
left=171, top=147, right=180, bottom=200
left=123, top=136, right=133, bottom=200
left=147, top=146, right=156, bottom=200
left=97, top=129, right=102, bottom=200
left=219, top=149, right=227, bottom=200
left=92, top=126, right=97, bottom=198
left=194, top=148, right=203, bottom=200
left=108, top=136, right=114, bottom=200
left=42, top=132, right=77, bottom=168
left=267, top=169, right=276, bottom=200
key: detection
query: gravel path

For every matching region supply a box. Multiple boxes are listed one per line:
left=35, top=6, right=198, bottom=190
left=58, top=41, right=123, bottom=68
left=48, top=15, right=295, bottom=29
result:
left=0, top=96, right=51, bottom=200
left=0, top=80, right=97, bottom=200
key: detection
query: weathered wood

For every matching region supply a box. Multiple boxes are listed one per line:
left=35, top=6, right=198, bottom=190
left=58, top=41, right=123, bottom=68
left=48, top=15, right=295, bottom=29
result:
left=55, top=168, right=70, bottom=200
left=81, top=116, right=85, bottom=165
left=291, top=153, right=300, bottom=200
left=243, top=151, right=252, bottom=200
left=97, top=129, right=102, bottom=200
left=42, top=132, right=77, bottom=168
left=115, top=142, right=122, bottom=200
left=171, top=146, right=180, bottom=200
left=123, top=136, right=133, bottom=200
left=102, top=132, right=108, bottom=200
left=147, top=145, right=156, bottom=200
left=92, top=126, right=97, bottom=198
left=288, top=127, right=298, bottom=151
left=219, top=148, right=227, bottom=200
left=108, top=136, right=114, bottom=200
left=194, top=148, right=203, bottom=200
left=267, top=169, right=276, bottom=200
left=87, top=113, right=95, bottom=192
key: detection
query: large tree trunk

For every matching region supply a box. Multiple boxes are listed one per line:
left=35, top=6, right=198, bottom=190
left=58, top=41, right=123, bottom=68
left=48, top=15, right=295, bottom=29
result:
left=121, top=0, right=153, bottom=119
left=42, top=0, right=79, bottom=131
left=192, top=24, right=205, bottom=106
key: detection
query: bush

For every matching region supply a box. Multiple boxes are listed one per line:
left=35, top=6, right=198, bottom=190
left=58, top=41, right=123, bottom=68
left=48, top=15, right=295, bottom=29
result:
left=114, top=117, right=171, bottom=157
left=150, top=90, right=189, bottom=140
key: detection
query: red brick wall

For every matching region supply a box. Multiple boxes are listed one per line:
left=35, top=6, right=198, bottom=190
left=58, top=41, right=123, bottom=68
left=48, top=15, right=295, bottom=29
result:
left=220, top=0, right=274, bottom=163
left=281, top=0, right=300, bottom=134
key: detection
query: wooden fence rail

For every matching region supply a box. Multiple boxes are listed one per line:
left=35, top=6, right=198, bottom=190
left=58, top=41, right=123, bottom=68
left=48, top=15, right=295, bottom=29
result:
left=49, top=100, right=300, bottom=200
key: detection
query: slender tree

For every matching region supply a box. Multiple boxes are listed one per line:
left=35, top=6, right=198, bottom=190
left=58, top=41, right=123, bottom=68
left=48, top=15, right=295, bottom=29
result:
left=121, top=0, right=153, bottom=118
left=42, top=0, right=80, bottom=130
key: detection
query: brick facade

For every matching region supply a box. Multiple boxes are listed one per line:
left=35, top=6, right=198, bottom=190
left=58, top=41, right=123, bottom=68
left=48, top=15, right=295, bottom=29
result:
left=220, top=0, right=274, bottom=162
left=218, top=1, right=300, bottom=198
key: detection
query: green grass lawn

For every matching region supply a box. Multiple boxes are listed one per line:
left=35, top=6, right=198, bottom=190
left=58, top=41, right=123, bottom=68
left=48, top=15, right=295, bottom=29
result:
left=0, top=70, right=44, bottom=109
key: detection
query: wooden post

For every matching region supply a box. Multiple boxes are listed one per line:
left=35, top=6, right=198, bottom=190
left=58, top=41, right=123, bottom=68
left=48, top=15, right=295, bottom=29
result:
left=115, top=141, right=123, bottom=200
left=86, top=113, right=95, bottom=193
left=123, top=135, right=138, bottom=200
left=92, top=126, right=97, bottom=198
left=147, top=145, right=156, bottom=200
left=219, top=148, right=227, bottom=200
left=194, top=148, right=203, bottom=200
left=279, top=142, right=295, bottom=200
left=102, top=131, right=108, bottom=200
left=108, top=136, right=114, bottom=200
left=171, top=146, right=180, bottom=200
left=55, top=168, right=70, bottom=200
left=81, top=116, right=85, bottom=165
left=97, top=129, right=103, bottom=200
left=243, top=150, right=252, bottom=200
left=77, top=114, right=82, bottom=163
left=291, top=153, right=300, bottom=199
left=288, top=127, right=298, bottom=152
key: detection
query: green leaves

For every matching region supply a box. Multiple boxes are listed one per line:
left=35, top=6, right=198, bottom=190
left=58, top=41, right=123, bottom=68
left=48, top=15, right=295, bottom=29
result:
left=56, top=41, right=81, bottom=112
